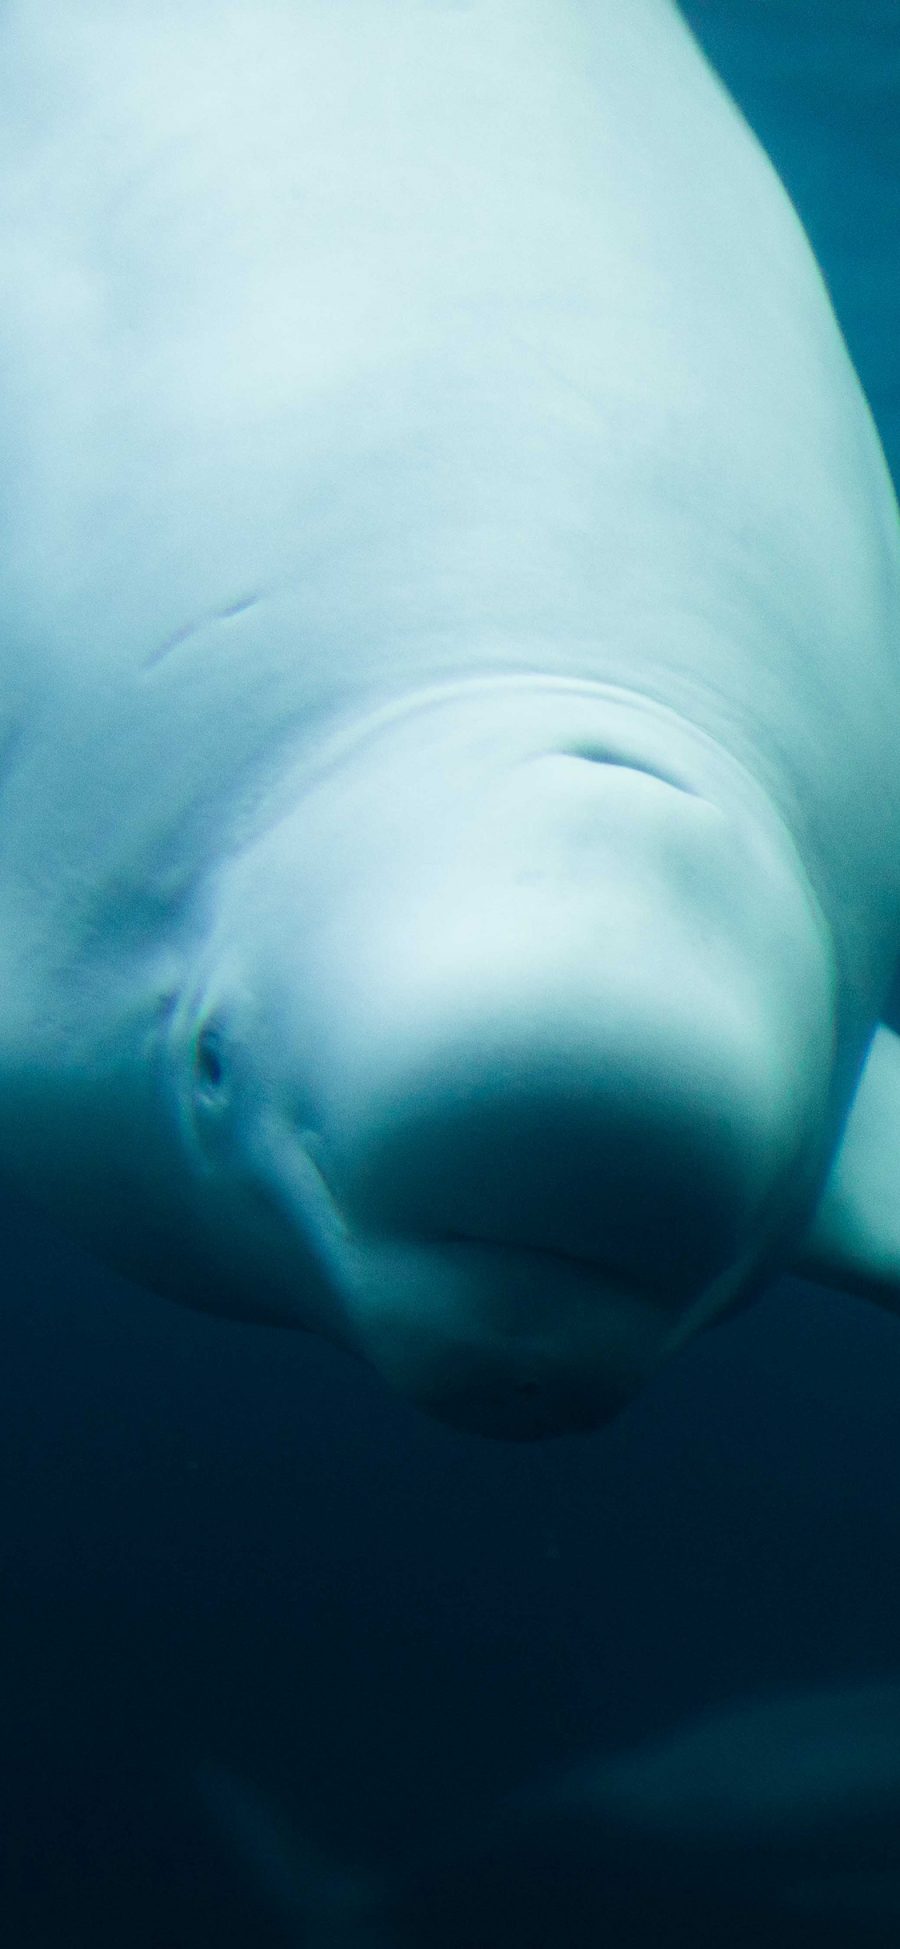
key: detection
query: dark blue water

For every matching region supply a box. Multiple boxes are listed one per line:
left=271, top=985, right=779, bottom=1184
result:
left=2, top=7, right=899, bottom=1944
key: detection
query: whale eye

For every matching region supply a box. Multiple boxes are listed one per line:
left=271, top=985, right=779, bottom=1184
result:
left=194, top=1024, right=227, bottom=1097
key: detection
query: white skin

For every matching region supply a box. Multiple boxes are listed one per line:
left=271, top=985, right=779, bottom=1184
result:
left=0, top=2, right=898, bottom=1435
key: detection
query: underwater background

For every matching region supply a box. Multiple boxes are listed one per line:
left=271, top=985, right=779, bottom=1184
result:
left=2, top=5, right=899, bottom=1943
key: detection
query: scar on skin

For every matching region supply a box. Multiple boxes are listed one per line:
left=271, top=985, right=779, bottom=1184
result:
left=143, top=590, right=267, bottom=669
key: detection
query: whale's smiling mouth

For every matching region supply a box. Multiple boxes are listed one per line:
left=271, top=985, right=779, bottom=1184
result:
left=254, top=1133, right=669, bottom=1438
left=440, top=1227, right=635, bottom=1290
left=346, top=1227, right=668, bottom=1439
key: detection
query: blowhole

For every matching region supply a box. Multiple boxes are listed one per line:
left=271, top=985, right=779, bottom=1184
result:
left=561, top=744, right=614, bottom=765
left=560, top=746, right=696, bottom=795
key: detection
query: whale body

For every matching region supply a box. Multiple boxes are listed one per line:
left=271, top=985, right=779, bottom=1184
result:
left=198, top=1681, right=900, bottom=1946
left=1, top=0, right=899, bottom=1436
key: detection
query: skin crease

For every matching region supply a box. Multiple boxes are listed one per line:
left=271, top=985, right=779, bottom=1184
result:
left=0, top=0, right=898, bottom=1435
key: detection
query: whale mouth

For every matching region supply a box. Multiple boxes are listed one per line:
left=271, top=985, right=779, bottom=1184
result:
left=415, top=1234, right=667, bottom=1438
left=325, top=1207, right=669, bottom=1438
left=246, top=1133, right=667, bottom=1437
left=440, top=1229, right=641, bottom=1298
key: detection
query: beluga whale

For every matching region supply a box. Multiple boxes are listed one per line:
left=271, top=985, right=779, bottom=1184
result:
left=1, top=0, right=899, bottom=1437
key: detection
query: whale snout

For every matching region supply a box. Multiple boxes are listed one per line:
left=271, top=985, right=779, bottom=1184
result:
left=310, top=811, right=808, bottom=1436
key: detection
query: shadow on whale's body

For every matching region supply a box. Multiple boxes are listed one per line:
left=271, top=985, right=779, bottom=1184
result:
left=1, top=0, right=899, bottom=1442
left=196, top=1680, right=900, bottom=1947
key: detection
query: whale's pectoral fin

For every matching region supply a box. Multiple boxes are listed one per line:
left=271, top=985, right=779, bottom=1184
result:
left=792, top=1024, right=900, bottom=1308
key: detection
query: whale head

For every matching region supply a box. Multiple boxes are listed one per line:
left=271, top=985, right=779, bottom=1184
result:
left=164, top=680, right=833, bottom=1438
